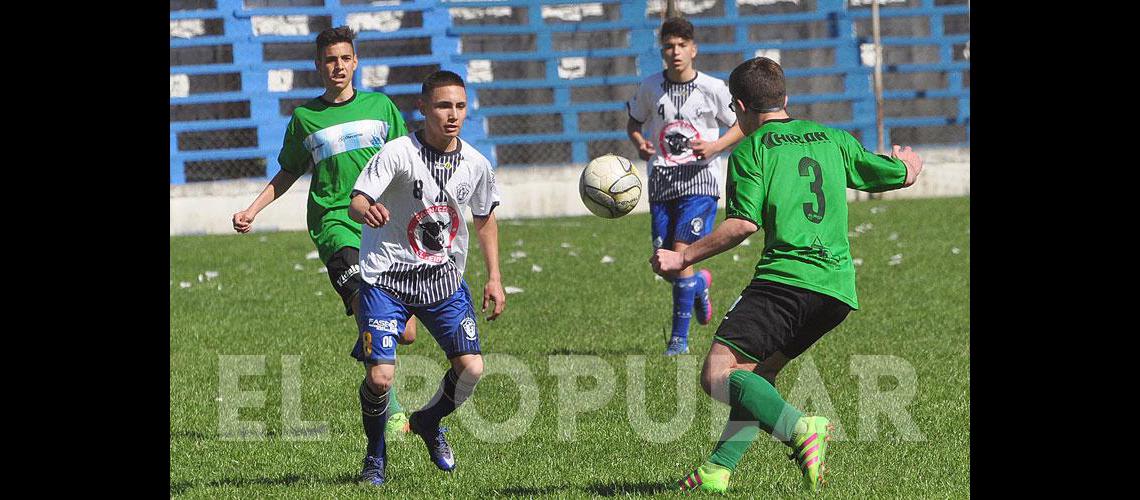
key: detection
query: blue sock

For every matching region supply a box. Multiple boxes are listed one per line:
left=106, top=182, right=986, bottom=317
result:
left=417, top=368, right=478, bottom=430
left=359, top=380, right=388, bottom=458
left=694, top=271, right=708, bottom=300
left=672, top=275, right=699, bottom=340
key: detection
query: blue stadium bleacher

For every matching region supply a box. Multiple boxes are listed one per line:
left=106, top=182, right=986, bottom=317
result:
left=169, top=0, right=969, bottom=184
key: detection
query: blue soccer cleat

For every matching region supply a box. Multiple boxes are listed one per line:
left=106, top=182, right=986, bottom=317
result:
left=358, top=455, right=386, bottom=486
left=694, top=269, right=714, bottom=325
left=665, top=336, right=689, bottom=356
left=409, top=412, right=456, bottom=471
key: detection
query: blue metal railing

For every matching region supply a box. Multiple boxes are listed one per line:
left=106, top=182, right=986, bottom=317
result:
left=170, top=0, right=969, bottom=183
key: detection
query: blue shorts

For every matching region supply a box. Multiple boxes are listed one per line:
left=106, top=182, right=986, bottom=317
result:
left=650, top=195, right=718, bottom=249
left=351, top=281, right=482, bottom=365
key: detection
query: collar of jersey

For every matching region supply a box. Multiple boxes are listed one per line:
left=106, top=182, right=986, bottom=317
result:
left=662, top=70, right=699, bottom=85
left=414, top=130, right=463, bottom=157
left=761, top=117, right=796, bottom=126
left=318, top=89, right=357, bottom=107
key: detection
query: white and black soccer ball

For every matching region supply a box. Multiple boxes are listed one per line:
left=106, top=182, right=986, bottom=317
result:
left=579, top=154, right=642, bottom=219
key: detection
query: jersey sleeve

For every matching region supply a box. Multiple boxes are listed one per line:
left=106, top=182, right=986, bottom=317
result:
left=277, top=115, right=310, bottom=176
left=714, top=80, right=737, bottom=128
left=627, top=80, right=651, bottom=123
left=353, top=145, right=402, bottom=202
left=724, top=140, right=764, bottom=227
left=469, top=160, right=501, bottom=217
left=837, top=130, right=908, bottom=192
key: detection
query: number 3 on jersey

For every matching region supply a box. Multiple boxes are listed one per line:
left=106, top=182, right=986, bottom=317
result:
left=799, top=157, right=825, bottom=224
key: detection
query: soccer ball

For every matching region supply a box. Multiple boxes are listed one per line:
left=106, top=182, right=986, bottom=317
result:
left=579, top=154, right=642, bottom=219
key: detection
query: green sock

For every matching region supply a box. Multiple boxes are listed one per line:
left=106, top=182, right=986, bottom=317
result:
left=387, top=384, right=403, bottom=414
left=727, top=369, right=803, bottom=443
left=709, top=405, right=760, bottom=471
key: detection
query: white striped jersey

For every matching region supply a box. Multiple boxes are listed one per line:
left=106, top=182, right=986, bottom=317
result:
left=352, top=131, right=501, bottom=306
left=627, top=71, right=737, bottom=201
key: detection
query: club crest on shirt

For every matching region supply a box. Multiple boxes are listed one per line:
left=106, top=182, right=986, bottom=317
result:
left=407, top=205, right=461, bottom=264
left=658, top=120, right=702, bottom=165
left=454, top=182, right=472, bottom=205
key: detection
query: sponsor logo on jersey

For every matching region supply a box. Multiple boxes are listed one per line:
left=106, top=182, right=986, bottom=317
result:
left=461, top=316, right=477, bottom=341
left=406, top=205, right=461, bottom=264
left=760, top=131, right=830, bottom=148
left=658, top=120, right=701, bottom=165
left=368, top=318, right=398, bottom=334
left=302, top=119, right=391, bottom=164
left=799, top=236, right=839, bottom=267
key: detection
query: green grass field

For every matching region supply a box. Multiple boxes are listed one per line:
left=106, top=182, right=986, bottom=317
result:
left=170, top=196, right=969, bottom=498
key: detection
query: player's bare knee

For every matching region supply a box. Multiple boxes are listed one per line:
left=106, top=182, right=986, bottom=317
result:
left=366, top=369, right=393, bottom=393
left=453, top=355, right=483, bottom=382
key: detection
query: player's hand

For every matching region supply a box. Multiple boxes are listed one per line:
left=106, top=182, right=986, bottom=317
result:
left=232, top=210, right=255, bottom=233
left=650, top=249, right=685, bottom=280
left=690, top=138, right=717, bottom=161
left=637, top=140, right=656, bottom=161
left=363, top=203, right=390, bottom=228
left=482, top=279, right=506, bottom=321
left=892, top=144, right=924, bottom=187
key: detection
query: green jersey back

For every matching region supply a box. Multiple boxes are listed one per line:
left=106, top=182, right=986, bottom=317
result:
left=725, top=118, right=907, bottom=309
left=277, top=90, right=408, bottom=262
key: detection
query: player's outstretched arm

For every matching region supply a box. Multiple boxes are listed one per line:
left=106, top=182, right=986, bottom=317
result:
left=893, top=144, right=924, bottom=187
left=473, top=213, right=505, bottom=321
left=651, top=218, right=758, bottom=279
left=626, top=116, right=656, bottom=161
left=232, top=169, right=300, bottom=233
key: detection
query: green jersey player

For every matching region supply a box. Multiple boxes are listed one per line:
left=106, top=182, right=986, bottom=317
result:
left=231, top=26, right=416, bottom=436
left=651, top=57, right=925, bottom=493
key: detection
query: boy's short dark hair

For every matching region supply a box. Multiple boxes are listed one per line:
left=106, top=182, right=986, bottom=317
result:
left=421, top=70, right=466, bottom=97
left=315, top=26, right=356, bottom=57
left=660, top=17, right=694, bottom=42
left=729, top=57, right=787, bottom=113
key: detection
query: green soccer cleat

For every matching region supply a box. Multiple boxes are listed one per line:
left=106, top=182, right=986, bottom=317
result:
left=386, top=411, right=409, bottom=439
left=677, top=462, right=731, bottom=494
left=789, top=415, right=833, bottom=492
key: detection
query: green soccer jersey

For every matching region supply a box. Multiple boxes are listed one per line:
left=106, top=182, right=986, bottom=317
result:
left=725, top=118, right=908, bottom=309
left=277, top=90, right=408, bottom=262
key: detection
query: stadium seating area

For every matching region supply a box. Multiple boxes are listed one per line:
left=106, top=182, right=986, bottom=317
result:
left=170, top=0, right=969, bottom=183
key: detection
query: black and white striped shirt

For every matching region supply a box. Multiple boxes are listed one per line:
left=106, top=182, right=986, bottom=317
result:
left=627, top=71, right=737, bottom=202
left=353, top=132, right=500, bottom=306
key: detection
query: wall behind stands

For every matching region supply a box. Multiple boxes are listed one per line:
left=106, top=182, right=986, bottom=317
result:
left=170, top=145, right=967, bottom=235
left=170, top=0, right=969, bottom=183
